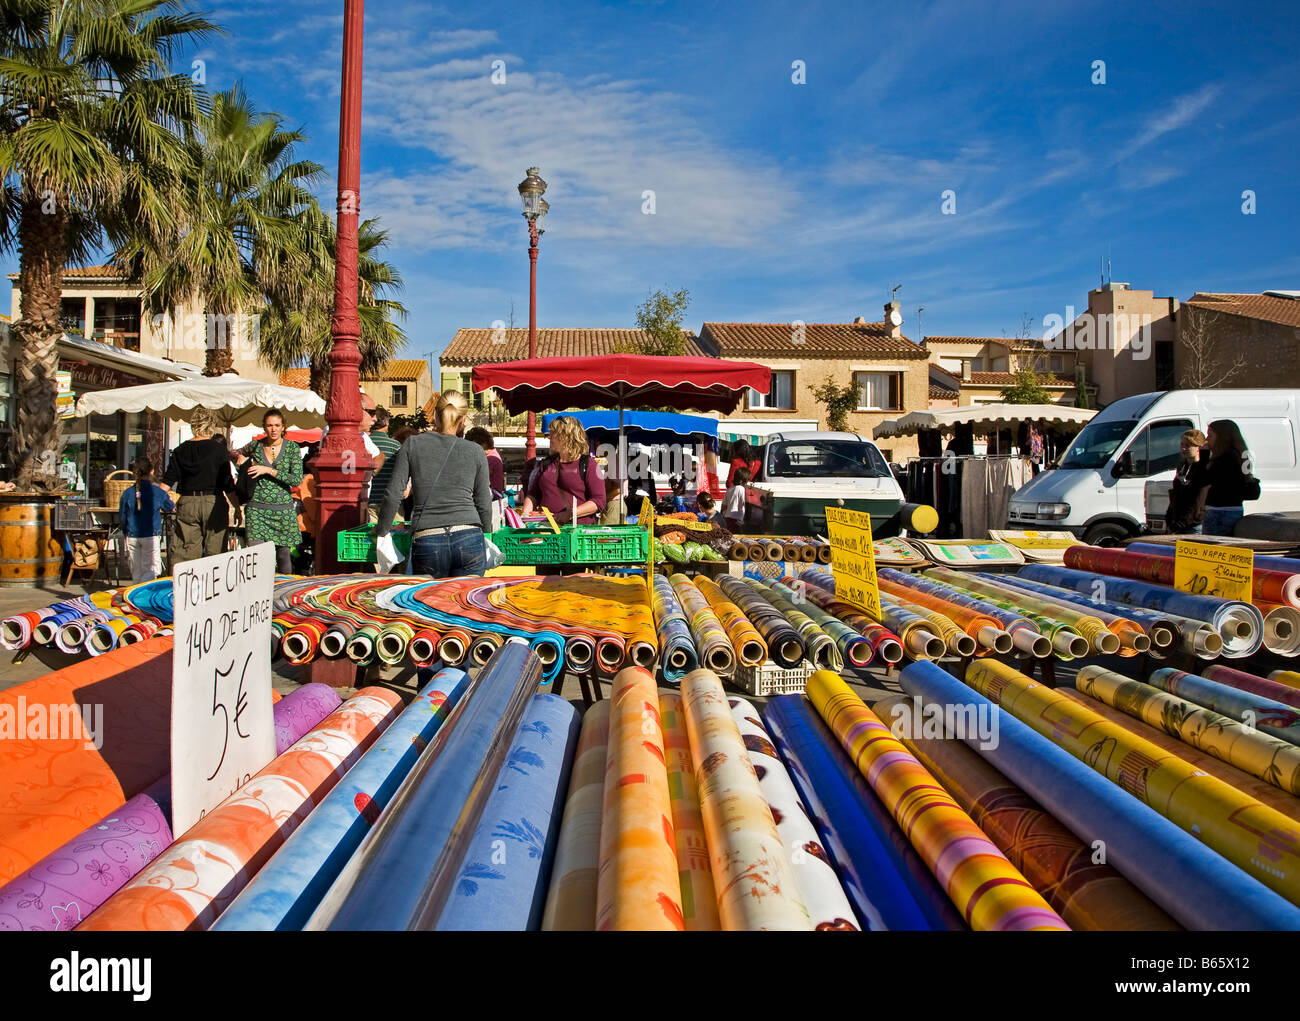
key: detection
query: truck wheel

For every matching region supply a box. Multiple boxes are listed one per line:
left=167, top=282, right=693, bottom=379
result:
left=1082, top=521, right=1133, bottom=547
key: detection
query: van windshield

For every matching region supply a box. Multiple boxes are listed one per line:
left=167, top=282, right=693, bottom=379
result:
left=1058, top=420, right=1136, bottom=469
left=766, top=439, right=891, bottom=479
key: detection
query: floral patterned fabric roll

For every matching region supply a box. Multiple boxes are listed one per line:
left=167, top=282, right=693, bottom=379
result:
left=595, top=667, right=684, bottom=931
left=728, top=696, right=858, bottom=930
left=681, top=668, right=811, bottom=930
left=658, top=692, right=720, bottom=930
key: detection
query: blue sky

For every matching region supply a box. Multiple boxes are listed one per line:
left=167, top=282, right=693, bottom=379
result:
left=8, top=0, right=1299, bottom=360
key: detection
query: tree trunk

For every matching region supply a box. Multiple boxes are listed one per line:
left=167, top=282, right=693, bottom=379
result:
left=203, top=303, right=236, bottom=376
left=12, top=191, right=67, bottom=491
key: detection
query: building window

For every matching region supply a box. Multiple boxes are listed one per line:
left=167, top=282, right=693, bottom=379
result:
left=748, top=371, right=795, bottom=410
left=854, top=371, right=901, bottom=411
left=391, top=385, right=408, bottom=407
left=459, top=373, right=486, bottom=411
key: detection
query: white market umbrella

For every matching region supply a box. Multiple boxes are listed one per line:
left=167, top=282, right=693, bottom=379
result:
left=873, top=402, right=1096, bottom=439
left=73, top=373, right=326, bottom=429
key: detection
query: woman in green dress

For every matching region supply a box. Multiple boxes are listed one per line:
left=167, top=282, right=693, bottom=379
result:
left=240, top=408, right=304, bottom=573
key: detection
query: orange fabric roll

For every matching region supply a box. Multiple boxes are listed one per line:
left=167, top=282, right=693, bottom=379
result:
left=658, top=691, right=720, bottom=930
left=595, top=666, right=684, bottom=931
left=78, top=687, right=401, bottom=931
left=878, top=577, right=1000, bottom=639
left=0, top=636, right=173, bottom=885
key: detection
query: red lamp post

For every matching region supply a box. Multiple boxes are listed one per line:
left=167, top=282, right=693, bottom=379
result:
left=310, top=0, right=369, bottom=686
left=517, top=168, right=548, bottom=461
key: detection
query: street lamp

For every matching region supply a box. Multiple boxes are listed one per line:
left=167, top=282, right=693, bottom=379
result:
left=518, top=167, right=548, bottom=461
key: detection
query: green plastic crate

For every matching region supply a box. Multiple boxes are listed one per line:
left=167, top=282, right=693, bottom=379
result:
left=570, top=525, right=648, bottom=564
left=491, top=526, right=572, bottom=565
left=337, top=524, right=412, bottom=563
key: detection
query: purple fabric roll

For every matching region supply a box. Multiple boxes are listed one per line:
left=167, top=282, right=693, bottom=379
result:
left=275, top=683, right=343, bottom=755
left=0, top=783, right=173, bottom=931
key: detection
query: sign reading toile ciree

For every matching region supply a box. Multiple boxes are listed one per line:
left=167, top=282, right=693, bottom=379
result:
left=170, top=543, right=276, bottom=834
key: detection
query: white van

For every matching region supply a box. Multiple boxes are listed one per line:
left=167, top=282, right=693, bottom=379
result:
left=1006, top=390, right=1300, bottom=545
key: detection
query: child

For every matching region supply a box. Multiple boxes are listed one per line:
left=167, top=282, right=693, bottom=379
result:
left=599, top=477, right=626, bottom=525
left=723, top=465, right=750, bottom=533
left=696, top=490, right=721, bottom=526
left=119, top=457, right=174, bottom=582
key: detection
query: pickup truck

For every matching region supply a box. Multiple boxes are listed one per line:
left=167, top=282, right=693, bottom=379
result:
left=743, top=431, right=908, bottom=536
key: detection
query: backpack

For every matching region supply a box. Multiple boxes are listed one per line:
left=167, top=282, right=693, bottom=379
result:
left=542, top=453, right=591, bottom=498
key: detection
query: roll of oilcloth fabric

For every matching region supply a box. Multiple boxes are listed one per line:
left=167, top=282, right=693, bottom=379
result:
left=993, top=573, right=1185, bottom=654
left=762, top=695, right=961, bottom=930
left=211, top=668, right=470, bottom=931
left=717, top=574, right=803, bottom=668
left=1017, top=563, right=1263, bottom=658
left=747, top=579, right=842, bottom=671
left=0, top=781, right=173, bottom=932
left=788, top=574, right=905, bottom=663
left=1147, top=667, right=1300, bottom=747
left=728, top=696, right=858, bottom=930
left=596, top=666, right=684, bottom=931
left=1274, top=670, right=1300, bottom=690
left=1065, top=543, right=1300, bottom=610
left=967, top=571, right=1147, bottom=655
left=542, top=702, right=611, bottom=931
left=652, top=575, right=698, bottom=683
left=769, top=577, right=873, bottom=667
left=80, top=688, right=402, bottom=931
left=1074, top=666, right=1300, bottom=797
left=966, top=659, right=1300, bottom=906
left=681, top=669, right=810, bottom=930
left=693, top=575, right=767, bottom=669
left=655, top=691, right=719, bottom=931
left=873, top=693, right=1178, bottom=931
left=668, top=574, right=736, bottom=678
left=1059, top=688, right=1300, bottom=824
left=882, top=593, right=971, bottom=657
left=899, top=659, right=1300, bottom=930
left=309, top=641, right=540, bottom=930
left=807, top=670, right=1069, bottom=931
left=273, top=683, right=343, bottom=754
left=1204, top=664, right=1300, bottom=710
left=437, top=693, right=580, bottom=930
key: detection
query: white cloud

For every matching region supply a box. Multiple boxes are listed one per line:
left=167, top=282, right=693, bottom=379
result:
left=1112, top=84, right=1220, bottom=164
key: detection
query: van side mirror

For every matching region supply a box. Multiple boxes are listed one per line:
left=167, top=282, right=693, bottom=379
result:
left=1111, top=453, right=1130, bottom=479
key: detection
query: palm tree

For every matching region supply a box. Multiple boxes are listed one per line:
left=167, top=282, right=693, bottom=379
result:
left=258, top=213, right=409, bottom=398
left=0, top=1, right=216, bottom=489
left=122, top=84, right=323, bottom=376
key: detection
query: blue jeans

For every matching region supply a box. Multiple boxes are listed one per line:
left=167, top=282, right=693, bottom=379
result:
left=1201, top=506, right=1244, bottom=537
left=411, top=528, right=487, bottom=579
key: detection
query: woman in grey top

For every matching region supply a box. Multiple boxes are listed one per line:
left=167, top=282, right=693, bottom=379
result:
left=374, top=390, right=492, bottom=577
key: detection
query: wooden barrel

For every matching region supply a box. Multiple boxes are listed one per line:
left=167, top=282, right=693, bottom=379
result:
left=0, top=499, right=65, bottom=587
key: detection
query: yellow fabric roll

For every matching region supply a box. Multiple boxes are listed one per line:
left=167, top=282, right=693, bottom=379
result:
left=967, top=659, right=1300, bottom=907
left=681, top=668, right=811, bottom=930
left=595, top=666, right=684, bottom=931
left=1271, top=670, right=1300, bottom=690
left=693, top=575, right=768, bottom=667
left=658, top=691, right=720, bottom=930
left=542, top=701, right=611, bottom=930
left=807, top=670, right=1068, bottom=931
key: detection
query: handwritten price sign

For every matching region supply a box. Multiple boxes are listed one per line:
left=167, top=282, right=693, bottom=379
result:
left=170, top=542, right=276, bottom=833
left=825, top=506, right=881, bottom=618
left=1174, top=540, right=1254, bottom=601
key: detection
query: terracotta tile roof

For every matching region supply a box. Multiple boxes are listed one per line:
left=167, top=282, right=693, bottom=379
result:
left=929, top=383, right=959, bottom=400
left=7, top=264, right=133, bottom=282
left=422, top=393, right=440, bottom=419
left=1182, top=293, right=1300, bottom=330
left=279, top=368, right=311, bottom=390
left=361, top=358, right=429, bottom=381
left=699, top=322, right=926, bottom=359
left=966, top=371, right=1074, bottom=387
left=922, top=336, right=1013, bottom=346
left=441, top=328, right=706, bottom=366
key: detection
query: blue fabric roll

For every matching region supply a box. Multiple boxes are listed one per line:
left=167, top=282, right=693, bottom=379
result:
left=211, top=667, right=472, bottom=931
left=899, top=659, right=1300, bottom=930
left=309, top=640, right=541, bottom=930
left=762, top=695, right=965, bottom=931
left=437, top=693, right=580, bottom=930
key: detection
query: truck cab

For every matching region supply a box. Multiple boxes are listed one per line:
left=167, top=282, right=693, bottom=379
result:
left=744, top=431, right=907, bottom=536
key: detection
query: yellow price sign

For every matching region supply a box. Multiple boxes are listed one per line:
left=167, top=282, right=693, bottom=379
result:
left=1174, top=540, right=1254, bottom=601
left=824, top=506, right=880, bottom=618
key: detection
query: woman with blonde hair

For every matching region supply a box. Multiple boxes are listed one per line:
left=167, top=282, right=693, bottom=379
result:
left=374, top=390, right=492, bottom=577
left=521, top=415, right=606, bottom=525
left=162, top=409, right=234, bottom=565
